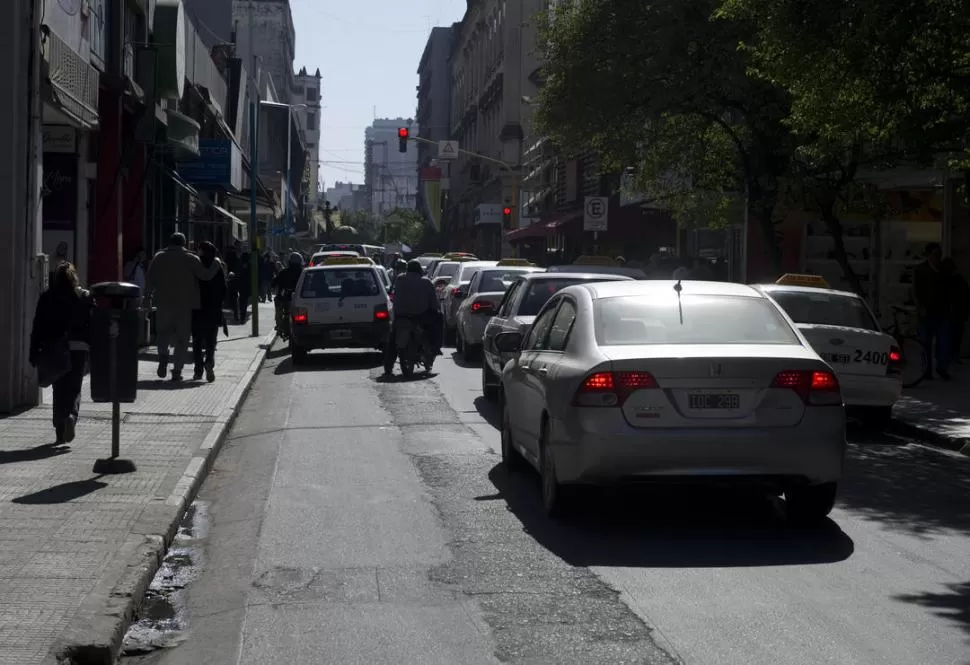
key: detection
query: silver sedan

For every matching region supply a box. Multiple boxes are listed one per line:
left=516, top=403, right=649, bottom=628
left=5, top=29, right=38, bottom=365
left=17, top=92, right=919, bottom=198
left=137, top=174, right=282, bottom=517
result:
left=494, top=280, right=846, bottom=522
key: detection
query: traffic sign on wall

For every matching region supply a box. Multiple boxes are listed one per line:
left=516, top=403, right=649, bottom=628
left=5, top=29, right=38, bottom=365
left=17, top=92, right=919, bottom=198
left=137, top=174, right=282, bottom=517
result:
left=584, top=196, right=608, bottom=231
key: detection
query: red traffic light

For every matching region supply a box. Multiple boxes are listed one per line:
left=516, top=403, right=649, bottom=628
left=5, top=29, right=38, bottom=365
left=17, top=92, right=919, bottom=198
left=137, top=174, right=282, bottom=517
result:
left=398, top=127, right=409, bottom=138
left=503, top=207, right=512, bottom=215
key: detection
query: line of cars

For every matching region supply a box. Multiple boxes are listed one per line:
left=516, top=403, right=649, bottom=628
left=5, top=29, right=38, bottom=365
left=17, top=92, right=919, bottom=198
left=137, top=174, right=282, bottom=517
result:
left=461, top=260, right=904, bottom=524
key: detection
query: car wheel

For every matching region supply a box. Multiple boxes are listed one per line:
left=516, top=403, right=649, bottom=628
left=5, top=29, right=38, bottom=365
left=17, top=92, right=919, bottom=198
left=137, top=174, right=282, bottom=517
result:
left=501, top=398, right=524, bottom=471
left=859, top=405, right=892, bottom=431
left=481, top=363, right=499, bottom=401
left=786, top=482, right=838, bottom=524
left=291, top=344, right=308, bottom=365
left=539, top=422, right=573, bottom=518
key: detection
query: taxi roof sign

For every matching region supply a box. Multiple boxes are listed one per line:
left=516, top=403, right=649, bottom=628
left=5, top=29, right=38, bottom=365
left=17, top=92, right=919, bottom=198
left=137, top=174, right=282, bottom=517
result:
left=775, top=273, right=830, bottom=288
left=321, top=256, right=374, bottom=266
left=496, top=259, right=536, bottom=267
left=573, top=255, right=618, bottom=266
left=443, top=252, right=478, bottom=260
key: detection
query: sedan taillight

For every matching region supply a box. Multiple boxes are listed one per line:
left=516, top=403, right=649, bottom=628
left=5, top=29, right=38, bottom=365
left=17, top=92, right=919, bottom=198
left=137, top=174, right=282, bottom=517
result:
left=573, top=371, right=658, bottom=407
left=772, top=370, right=841, bottom=405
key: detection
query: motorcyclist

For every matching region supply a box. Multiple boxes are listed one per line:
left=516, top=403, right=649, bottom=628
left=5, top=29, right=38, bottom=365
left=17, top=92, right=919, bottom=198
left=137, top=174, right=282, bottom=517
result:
left=271, top=252, right=304, bottom=335
left=383, top=259, right=442, bottom=376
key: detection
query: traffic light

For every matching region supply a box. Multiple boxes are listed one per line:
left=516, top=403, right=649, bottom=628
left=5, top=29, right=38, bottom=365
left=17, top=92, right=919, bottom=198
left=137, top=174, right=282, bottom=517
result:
left=502, top=206, right=512, bottom=228
left=398, top=127, right=409, bottom=152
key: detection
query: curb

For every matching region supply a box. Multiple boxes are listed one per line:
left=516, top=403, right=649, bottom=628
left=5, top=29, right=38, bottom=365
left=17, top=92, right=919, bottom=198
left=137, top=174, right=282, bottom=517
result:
left=887, top=417, right=970, bottom=458
left=48, top=331, right=277, bottom=665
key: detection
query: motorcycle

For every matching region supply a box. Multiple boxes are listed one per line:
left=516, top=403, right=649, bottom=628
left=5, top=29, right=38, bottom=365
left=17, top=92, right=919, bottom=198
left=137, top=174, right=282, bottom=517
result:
left=395, top=317, right=436, bottom=378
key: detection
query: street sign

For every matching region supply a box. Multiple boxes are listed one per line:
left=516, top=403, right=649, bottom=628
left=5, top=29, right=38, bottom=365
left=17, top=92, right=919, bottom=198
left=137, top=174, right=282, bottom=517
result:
left=438, top=141, right=459, bottom=160
left=584, top=196, right=608, bottom=231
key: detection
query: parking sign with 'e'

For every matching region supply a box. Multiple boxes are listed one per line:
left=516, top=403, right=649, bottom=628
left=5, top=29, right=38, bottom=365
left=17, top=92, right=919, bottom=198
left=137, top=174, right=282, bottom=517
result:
left=584, top=196, right=608, bottom=231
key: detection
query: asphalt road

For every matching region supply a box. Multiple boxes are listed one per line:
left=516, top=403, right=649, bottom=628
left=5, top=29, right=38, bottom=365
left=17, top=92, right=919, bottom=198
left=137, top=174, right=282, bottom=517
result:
left=125, top=343, right=970, bottom=665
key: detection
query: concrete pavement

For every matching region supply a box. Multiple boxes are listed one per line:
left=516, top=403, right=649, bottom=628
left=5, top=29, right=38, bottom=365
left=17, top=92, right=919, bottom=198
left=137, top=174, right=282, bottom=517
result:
left=0, top=305, right=274, bottom=665
left=125, top=344, right=970, bottom=665
left=891, top=364, right=970, bottom=456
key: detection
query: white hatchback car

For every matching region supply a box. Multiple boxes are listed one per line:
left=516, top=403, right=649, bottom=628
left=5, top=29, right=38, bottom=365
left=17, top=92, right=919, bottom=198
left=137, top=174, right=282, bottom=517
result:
left=288, top=258, right=392, bottom=363
left=494, top=280, right=847, bottom=522
left=755, top=280, right=903, bottom=428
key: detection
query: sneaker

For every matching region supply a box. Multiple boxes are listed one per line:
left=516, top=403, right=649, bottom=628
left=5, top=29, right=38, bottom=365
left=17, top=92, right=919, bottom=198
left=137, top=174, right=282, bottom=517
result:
left=205, top=367, right=215, bottom=383
left=193, top=366, right=204, bottom=381
left=63, top=417, right=76, bottom=444
left=157, top=360, right=168, bottom=378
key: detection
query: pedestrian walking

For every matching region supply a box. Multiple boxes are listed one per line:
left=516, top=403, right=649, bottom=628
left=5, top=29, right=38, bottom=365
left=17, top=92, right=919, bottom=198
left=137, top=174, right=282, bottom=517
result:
left=235, top=253, right=252, bottom=323
left=123, top=247, right=147, bottom=292
left=29, top=262, right=93, bottom=443
left=144, top=232, right=222, bottom=382
left=191, top=242, right=227, bottom=382
left=942, top=257, right=968, bottom=364
left=47, top=241, right=70, bottom=287
left=913, top=242, right=952, bottom=380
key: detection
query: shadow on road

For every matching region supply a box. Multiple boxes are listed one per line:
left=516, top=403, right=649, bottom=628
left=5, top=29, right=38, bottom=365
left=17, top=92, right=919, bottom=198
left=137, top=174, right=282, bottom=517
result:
left=0, top=443, right=71, bottom=465
left=894, top=581, right=970, bottom=642
left=487, top=465, right=854, bottom=568
left=12, top=476, right=107, bottom=504
left=449, top=351, right=479, bottom=369
left=274, top=351, right=384, bottom=374
left=473, top=395, right=501, bottom=430
left=136, top=379, right=206, bottom=391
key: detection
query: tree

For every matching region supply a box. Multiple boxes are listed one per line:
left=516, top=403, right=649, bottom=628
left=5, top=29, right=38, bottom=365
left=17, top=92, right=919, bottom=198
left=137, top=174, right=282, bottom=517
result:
left=336, top=209, right=383, bottom=245
left=717, top=0, right=970, bottom=292
left=382, top=208, right=428, bottom=248
left=535, top=0, right=794, bottom=271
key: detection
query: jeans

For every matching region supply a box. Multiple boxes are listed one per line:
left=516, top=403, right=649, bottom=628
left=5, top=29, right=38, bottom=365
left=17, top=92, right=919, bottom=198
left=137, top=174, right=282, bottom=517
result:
left=52, top=350, right=86, bottom=439
left=156, top=308, right=192, bottom=373
left=192, top=311, right=219, bottom=371
left=919, top=315, right=952, bottom=376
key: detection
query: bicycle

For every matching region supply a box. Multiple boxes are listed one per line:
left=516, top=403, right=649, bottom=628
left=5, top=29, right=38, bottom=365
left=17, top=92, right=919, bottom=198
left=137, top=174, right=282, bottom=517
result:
left=887, top=305, right=928, bottom=388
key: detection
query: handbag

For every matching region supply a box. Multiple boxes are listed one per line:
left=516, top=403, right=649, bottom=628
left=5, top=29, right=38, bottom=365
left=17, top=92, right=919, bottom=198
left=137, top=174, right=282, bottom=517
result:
left=37, top=337, right=72, bottom=388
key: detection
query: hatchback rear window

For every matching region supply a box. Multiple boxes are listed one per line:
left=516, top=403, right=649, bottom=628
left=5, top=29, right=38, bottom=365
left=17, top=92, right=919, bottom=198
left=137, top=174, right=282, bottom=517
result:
left=434, top=263, right=460, bottom=278
left=301, top=269, right=380, bottom=298
left=768, top=291, right=879, bottom=332
left=478, top=269, right=533, bottom=293
left=595, top=295, right=799, bottom=345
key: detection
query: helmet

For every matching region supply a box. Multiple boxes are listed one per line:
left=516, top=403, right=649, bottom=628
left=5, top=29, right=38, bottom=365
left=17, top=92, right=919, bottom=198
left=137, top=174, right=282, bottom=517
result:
left=288, top=252, right=304, bottom=267
left=394, top=259, right=407, bottom=273
left=406, top=259, right=423, bottom=274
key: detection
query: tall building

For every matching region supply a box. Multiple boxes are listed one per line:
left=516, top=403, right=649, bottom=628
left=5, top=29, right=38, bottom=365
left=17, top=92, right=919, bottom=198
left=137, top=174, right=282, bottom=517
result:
left=292, top=67, right=322, bottom=210
left=185, top=0, right=233, bottom=47
left=233, top=0, right=296, bottom=103
left=364, top=119, right=419, bottom=217
left=325, top=181, right=363, bottom=211
left=416, top=26, right=455, bottom=222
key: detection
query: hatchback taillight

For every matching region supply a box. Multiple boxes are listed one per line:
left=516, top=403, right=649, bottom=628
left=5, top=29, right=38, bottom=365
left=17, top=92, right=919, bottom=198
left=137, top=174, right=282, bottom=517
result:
left=888, top=345, right=902, bottom=374
left=291, top=308, right=308, bottom=324
left=374, top=304, right=390, bottom=321
left=471, top=301, right=495, bottom=314
left=771, top=370, right=841, bottom=405
left=573, top=371, right=658, bottom=407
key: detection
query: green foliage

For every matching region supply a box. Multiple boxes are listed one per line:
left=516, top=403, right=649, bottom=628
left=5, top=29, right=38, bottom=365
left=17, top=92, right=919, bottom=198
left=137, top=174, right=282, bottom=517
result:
left=717, top=0, right=970, bottom=168
left=382, top=208, right=428, bottom=247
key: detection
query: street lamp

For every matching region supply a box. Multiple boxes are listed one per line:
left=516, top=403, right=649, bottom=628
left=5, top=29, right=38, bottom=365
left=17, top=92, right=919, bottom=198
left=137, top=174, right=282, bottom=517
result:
left=260, top=101, right=307, bottom=238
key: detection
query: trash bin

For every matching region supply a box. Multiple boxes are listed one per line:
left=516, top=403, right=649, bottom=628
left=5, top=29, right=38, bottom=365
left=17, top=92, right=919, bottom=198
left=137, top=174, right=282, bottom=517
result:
left=90, top=282, right=141, bottom=403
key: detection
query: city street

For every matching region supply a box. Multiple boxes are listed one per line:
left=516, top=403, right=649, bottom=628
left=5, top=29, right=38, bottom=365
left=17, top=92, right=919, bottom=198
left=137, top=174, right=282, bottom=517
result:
left=124, top=344, right=970, bottom=665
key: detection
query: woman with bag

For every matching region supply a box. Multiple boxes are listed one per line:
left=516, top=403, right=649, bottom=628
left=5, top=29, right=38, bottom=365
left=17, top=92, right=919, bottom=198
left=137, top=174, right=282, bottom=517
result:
left=29, top=263, right=93, bottom=444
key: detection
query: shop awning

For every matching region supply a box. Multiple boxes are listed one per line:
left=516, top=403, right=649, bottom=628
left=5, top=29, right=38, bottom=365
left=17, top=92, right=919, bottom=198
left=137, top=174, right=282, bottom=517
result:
left=505, top=211, right=582, bottom=242
left=213, top=205, right=248, bottom=241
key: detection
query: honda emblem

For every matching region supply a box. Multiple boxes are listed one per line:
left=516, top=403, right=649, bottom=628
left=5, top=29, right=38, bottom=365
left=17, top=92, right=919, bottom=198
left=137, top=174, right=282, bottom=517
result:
left=709, top=363, right=723, bottom=377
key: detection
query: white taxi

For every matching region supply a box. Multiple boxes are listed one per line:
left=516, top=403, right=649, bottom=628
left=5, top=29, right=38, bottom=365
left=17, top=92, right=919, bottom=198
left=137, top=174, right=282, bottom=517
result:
left=288, top=257, right=392, bottom=363
left=755, top=274, right=902, bottom=428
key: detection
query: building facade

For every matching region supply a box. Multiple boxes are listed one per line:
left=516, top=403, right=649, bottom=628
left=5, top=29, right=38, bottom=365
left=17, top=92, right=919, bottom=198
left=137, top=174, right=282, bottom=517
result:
left=292, top=66, right=322, bottom=211
left=364, top=119, right=419, bottom=217
left=416, top=26, right=455, bottom=225
left=233, top=0, right=296, bottom=104
left=445, top=0, right=544, bottom=257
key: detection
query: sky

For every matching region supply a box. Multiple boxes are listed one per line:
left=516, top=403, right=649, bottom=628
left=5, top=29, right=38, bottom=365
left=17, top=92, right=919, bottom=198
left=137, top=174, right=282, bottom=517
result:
left=290, top=0, right=465, bottom=194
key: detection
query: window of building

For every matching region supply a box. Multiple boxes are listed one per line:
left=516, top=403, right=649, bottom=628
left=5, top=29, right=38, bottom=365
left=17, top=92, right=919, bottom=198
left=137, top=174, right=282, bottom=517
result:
left=307, top=113, right=317, bottom=127
left=307, top=88, right=319, bottom=102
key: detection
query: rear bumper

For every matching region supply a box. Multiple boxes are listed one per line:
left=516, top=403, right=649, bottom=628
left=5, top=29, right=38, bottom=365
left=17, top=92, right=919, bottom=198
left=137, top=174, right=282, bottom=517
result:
left=460, top=316, right=488, bottom=346
left=839, top=373, right=902, bottom=407
left=291, top=321, right=389, bottom=349
left=548, top=407, right=846, bottom=487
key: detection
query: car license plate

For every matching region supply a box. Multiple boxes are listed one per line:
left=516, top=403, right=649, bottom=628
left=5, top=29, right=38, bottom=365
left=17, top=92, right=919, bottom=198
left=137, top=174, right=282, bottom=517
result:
left=824, top=352, right=851, bottom=364
left=330, top=329, right=352, bottom=340
left=688, top=393, right=740, bottom=409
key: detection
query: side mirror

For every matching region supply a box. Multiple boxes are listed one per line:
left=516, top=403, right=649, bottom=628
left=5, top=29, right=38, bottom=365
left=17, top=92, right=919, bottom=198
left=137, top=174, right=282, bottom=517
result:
left=494, top=331, right=524, bottom=353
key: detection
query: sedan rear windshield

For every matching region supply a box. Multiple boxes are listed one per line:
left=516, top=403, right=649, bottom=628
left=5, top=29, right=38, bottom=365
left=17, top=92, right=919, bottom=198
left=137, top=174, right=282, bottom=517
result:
left=478, top=269, right=534, bottom=293
left=301, top=269, right=380, bottom=298
left=433, top=262, right=460, bottom=278
left=768, top=291, right=879, bottom=332
left=595, top=295, right=800, bottom=345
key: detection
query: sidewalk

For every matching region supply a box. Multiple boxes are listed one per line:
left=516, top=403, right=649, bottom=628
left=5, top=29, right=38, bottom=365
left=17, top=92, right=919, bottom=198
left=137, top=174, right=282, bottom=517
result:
left=891, top=363, right=970, bottom=457
left=0, top=305, right=275, bottom=665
